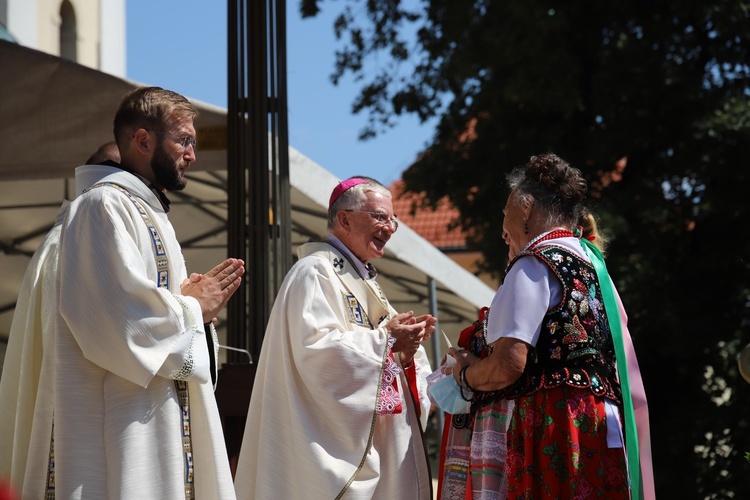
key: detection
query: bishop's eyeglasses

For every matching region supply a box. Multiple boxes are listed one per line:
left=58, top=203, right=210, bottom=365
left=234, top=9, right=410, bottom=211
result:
left=345, top=210, right=399, bottom=232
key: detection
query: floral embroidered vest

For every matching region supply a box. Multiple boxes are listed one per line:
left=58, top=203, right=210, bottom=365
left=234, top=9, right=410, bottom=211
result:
left=475, top=245, right=621, bottom=407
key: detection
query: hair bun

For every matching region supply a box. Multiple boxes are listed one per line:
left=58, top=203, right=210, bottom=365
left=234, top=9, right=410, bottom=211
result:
left=526, top=154, right=586, bottom=204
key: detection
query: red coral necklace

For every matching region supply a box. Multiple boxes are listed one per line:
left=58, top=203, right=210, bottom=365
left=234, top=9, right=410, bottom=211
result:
left=524, top=228, right=575, bottom=252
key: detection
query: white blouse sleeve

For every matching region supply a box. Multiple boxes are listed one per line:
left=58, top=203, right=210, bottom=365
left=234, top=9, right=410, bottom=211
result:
left=486, top=255, right=561, bottom=347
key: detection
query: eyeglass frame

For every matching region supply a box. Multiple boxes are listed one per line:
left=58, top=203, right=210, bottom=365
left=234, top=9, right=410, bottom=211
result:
left=146, top=129, right=197, bottom=150
left=344, top=210, right=399, bottom=231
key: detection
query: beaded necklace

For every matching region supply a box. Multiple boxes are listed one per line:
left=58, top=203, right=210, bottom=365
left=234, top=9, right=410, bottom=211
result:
left=523, top=228, right=575, bottom=251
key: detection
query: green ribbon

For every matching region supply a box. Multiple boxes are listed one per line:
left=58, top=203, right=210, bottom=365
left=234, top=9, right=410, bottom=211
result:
left=580, top=239, right=641, bottom=500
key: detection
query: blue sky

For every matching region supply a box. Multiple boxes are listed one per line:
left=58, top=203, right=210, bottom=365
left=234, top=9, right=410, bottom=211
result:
left=126, top=0, right=436, bottom=185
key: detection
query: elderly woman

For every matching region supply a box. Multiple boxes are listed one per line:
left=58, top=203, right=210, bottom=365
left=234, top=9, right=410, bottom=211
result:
left=448, top=153, right=653, bottom=499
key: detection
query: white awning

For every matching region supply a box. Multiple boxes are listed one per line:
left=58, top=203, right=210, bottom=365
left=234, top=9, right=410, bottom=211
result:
left=0, top=40, right=495, bottom=362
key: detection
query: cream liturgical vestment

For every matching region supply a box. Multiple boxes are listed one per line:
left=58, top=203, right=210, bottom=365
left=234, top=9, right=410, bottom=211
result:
left=16, top=165, right=236, bottom=499
left=234, top=240, right=433, bottom=500
left=0, top=202, right=67, bottom=492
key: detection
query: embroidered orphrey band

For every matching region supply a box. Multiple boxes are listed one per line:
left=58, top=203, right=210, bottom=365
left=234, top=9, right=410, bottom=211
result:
left=44, top=418, right=55, bottom=499
left=89, top=182, right=170, bottom=288
left=175, top=380, right=195, bottom=499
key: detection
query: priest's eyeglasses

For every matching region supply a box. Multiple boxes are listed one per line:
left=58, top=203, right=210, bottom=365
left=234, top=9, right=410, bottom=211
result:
left=146, top=129, right=197, bottom=150
left=345, top=210, right=399, bottom=232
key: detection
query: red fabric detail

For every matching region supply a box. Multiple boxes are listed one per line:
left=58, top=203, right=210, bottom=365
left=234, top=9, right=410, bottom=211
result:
left=506, top=386, right=629, bottom=498
left=457, top=306, right=489, bottom=351
left=403, top=360, right=419, bottom=419
left=0, top=480, right=18, bottom=500
left=527, top=229, right=575, bottom=251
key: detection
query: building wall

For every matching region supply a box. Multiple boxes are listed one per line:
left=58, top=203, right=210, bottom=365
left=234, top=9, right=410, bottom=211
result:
left=38, top=0, right=98, bottom=67
left=4, top=0, right=124, bottom=76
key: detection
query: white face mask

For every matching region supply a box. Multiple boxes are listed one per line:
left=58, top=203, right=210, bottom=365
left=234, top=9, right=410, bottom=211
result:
left=426, top=368, right=471, bottom=415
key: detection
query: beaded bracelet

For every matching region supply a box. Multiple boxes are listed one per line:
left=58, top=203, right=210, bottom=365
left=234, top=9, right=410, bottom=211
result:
left=458, top=365, right=474, bottom=402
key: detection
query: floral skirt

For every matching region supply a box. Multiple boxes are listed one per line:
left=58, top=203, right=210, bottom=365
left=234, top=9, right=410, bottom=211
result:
left=505, top=386, right=630, bottom=499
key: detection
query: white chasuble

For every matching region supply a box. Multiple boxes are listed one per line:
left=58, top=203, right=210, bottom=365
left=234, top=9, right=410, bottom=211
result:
left=0, top=204, right=67, bottom=492
left=17, top=166, right=235, bottom=500
left=234, top=241, right=433, bottom=500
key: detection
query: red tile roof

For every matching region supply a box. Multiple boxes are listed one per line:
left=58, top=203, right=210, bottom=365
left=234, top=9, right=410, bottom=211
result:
left=389, top=180, right=467, bottom=249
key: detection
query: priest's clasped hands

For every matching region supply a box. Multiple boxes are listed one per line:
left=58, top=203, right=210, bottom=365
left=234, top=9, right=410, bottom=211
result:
left=181, top=258, right=246, bottom=324
left=386, top=311, right=437, bottom=366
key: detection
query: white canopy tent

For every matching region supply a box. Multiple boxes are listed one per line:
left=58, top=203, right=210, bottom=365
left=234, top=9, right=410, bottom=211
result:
left=0, top=40, right=495, bottom=366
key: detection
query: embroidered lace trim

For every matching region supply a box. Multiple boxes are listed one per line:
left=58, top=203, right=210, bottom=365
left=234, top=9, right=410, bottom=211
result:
left=377, top=335, right=403, bottom=415
left=169, top=296, right=197, bottom=380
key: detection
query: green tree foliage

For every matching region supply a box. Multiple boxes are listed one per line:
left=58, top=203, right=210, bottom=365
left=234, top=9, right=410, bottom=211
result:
left=300, top=0, right=750, bottom=496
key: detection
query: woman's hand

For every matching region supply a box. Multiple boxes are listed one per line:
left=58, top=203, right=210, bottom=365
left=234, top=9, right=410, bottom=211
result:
left=442, top=348, right=479, bottom=380
left=445, top=338, right=529, bottom=392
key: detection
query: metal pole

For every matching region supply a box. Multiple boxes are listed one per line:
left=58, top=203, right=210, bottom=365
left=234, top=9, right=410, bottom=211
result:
left=427, top=276, right=445, bottom=431
left=227, top=0, right=291, bottom=362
